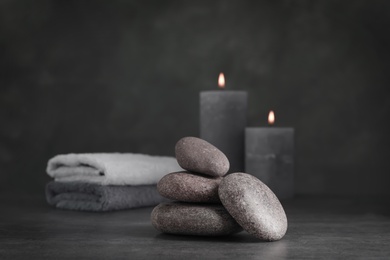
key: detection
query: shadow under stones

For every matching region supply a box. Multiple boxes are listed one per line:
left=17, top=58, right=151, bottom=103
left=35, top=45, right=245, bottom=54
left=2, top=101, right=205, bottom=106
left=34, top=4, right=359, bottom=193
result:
left=154, top=231, right=267, bottom=244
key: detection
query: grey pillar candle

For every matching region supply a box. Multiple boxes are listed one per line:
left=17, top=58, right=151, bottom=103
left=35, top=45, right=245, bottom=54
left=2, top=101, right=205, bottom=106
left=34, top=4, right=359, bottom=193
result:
left=245, top=112, right=294, bottom=200
left=200, top=73, right=247, bottom=173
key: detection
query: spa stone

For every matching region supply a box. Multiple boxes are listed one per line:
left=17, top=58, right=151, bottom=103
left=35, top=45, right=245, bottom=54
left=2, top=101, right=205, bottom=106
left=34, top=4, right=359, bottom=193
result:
left=157, top=171, right=222, bottom=203
left=151, top=202, right=242, bottom=236
left=175, top=136, right=229, bottom=177
left=218, top=172, right=288, bottom=241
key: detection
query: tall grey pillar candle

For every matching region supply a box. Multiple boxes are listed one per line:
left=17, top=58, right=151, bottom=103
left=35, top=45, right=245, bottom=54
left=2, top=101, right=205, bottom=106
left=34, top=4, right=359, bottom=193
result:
left=200, top=91, right=247, bottom=173
left=245, top=127, right=294, bottom=199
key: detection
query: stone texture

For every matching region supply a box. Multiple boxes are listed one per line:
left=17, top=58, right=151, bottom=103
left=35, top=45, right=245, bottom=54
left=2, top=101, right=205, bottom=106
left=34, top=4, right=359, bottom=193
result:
left=175, top=136, right=229, bottom=177
left=157, top=171, right=222, bottom=203
left=218, top=172, right=288, bottom=241
left=151, top=202, right=242, bottom=236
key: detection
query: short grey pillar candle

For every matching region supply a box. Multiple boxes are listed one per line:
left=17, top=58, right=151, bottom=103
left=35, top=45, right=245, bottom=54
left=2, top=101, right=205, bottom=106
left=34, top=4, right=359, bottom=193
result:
left=245, top=127, right=294, bottom=200
left=200, top=75, right=247, bottom=173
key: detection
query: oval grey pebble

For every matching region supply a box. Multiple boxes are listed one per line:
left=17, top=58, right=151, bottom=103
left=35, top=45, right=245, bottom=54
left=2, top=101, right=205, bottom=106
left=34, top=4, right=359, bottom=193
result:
left=218, top=172, right=288, bottom=241
left=158, top=171, right=222, bottom=203
left=151, top=202, right=242, bottom=236
left=175, top=136, right=229, bottom=177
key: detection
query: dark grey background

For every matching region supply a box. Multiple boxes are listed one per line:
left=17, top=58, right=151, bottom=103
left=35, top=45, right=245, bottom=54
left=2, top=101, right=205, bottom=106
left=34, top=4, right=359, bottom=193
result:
left=1, top=0, right=389, bottom=197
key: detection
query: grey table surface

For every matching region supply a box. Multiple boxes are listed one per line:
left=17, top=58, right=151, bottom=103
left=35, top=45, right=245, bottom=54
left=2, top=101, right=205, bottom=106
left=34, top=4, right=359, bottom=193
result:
left=0, top=195, right=389, bottom=259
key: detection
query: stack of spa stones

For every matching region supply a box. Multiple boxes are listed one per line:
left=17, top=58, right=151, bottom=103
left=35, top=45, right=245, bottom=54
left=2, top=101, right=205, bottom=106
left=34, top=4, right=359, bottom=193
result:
left=151, top=136, right=288, bottom=241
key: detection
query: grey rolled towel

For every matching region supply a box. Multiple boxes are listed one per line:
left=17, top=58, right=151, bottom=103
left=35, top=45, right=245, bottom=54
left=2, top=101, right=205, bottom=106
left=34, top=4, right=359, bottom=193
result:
left=46, top=181, right=168, bottom=212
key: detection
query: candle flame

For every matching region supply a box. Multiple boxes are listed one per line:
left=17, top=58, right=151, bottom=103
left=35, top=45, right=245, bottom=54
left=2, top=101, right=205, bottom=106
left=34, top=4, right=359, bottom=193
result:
left=218, top=73, right=225, bottom=89
left=268, top=110, right=275, bottom=125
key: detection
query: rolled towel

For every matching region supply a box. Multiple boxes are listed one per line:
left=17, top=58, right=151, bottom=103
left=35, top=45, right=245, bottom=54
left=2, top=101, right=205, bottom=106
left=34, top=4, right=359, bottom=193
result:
left=47, top=153, right=182, bottom=185
left=46, top=181, right=168, bottom=212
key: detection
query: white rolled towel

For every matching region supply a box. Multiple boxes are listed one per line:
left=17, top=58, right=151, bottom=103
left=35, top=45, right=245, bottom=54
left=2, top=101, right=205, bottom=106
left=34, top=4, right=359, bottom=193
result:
left=47, top=153, right=182, bottom=186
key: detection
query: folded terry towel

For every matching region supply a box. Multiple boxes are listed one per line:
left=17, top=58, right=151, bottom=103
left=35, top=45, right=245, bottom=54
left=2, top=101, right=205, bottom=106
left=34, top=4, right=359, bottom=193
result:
left=47, top=153, right=182, bottom=185
left=46, top=181, right=168, bottom=212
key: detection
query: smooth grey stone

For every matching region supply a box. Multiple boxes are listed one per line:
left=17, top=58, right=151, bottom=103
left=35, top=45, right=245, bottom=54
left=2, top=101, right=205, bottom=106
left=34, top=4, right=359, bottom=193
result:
left=175, top=136, right=229, bottom=177
left=157, top=171, right=222, bottom=203
left=151, top=202, right=242, bottom=236
left=218, top=172, right=288, bottom=241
